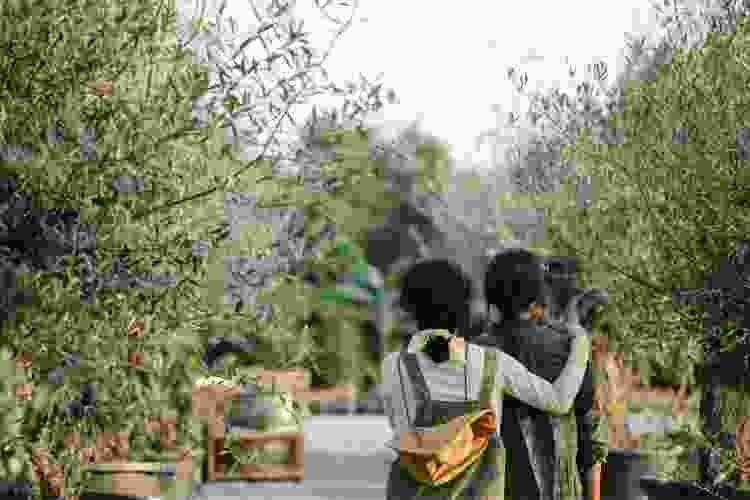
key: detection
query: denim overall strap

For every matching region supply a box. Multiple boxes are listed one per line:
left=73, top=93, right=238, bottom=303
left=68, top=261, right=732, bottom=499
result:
left=397, top=340, right=469, bottom=427
left=400, top=350, right=431, bottom=426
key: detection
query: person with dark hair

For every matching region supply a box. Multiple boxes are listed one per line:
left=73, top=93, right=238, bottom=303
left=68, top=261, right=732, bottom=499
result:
left=473, top=248, right=609, bottom=500
left=381, top=258, right=592, bottom=499
left=396, top=259, right=474, bottom=353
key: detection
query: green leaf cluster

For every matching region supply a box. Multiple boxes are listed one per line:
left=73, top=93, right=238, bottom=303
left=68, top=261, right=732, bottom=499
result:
left=0, top=0, right=402, bottom=496
left=495, top=16, right=750, bottom=383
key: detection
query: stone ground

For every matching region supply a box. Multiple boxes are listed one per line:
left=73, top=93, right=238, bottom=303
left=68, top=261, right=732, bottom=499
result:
left=195, top=416, right=393, bottom=500
left=184, top=411, right=680, bottom=500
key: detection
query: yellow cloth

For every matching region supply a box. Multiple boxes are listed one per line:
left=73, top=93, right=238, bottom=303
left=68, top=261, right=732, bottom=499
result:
left=395, top=409, right=497, bottom=485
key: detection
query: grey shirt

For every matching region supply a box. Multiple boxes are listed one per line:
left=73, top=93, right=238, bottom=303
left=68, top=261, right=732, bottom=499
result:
left=381, top=328, right=590, bottom=449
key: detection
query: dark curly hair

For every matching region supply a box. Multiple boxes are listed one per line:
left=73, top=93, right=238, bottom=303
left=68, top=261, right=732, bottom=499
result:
left=398, top=259, right=474, bottom=363
left=484, top=248, right=548, bottom=321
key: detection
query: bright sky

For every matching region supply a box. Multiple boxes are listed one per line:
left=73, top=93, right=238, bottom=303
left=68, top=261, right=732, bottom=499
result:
left=176, top=0, right=668, bottom=171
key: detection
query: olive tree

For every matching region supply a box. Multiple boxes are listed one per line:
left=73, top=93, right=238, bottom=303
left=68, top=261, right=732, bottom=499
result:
left=495, top=9, right=750, bottom=490
left=0, top=0, right=397, bottom=497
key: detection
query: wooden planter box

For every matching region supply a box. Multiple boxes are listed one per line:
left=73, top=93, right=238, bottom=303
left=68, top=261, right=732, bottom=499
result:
left=81, top=452, right=200, bottom=499
left=293, top=382, right=355, bottom=402
left=211, top=430, right=304, bottom=482
left=254, top=367, right=310, bottom=393
left=192, top=371, right=357, bottom=482
left=192, top=382, right=242, bottom=437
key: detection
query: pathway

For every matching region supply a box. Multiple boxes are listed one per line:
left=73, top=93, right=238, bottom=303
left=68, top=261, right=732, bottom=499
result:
left=193, top=412, right=678, bottom=500
left=197, top=416, right=394, bottom=500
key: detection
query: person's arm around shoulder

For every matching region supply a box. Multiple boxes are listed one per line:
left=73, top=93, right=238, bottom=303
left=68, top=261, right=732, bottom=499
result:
left=496, top=292, right=594, bottom=415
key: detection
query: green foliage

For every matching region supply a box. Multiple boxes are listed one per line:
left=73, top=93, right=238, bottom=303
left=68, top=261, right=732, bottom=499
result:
left=492, top=17, right=750, bottom=381
left=218, top=378, right=303, bottom=475
left=305, top=299, right=372, bottom=387
left=413, top=138, right=453, bottom=195
left=559, top=16, right=750, bottom=355
left=636, top=383, right=744, bottom=484
left=494, top=8, right=750, bottom=484
left=0, top=347, right=32, bottom=481
left=0, top=0, right=401, bottom=496
left=219, top=431, right=291, bottom=475
left=270, top=122, right=451, bottom=391
left=273, top=125, right=402, bottom=241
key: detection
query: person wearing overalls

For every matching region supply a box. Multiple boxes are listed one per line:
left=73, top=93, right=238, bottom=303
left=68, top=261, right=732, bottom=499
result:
left=472, top=249, right=609, bottom=500
left=381, top=259, right=591, bottom=499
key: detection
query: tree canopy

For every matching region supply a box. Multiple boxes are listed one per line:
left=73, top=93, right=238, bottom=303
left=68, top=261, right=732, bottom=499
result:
left=0, top=0, right=408, bottom=495
left=488, top=2, right=750, bottom=386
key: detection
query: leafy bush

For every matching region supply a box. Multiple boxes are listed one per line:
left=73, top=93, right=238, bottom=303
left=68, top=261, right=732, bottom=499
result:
left=0, top=0, right=399, bottom=497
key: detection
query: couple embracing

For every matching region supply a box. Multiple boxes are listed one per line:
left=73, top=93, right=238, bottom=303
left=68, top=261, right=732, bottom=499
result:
left=381, top=249, right=609, bottom=500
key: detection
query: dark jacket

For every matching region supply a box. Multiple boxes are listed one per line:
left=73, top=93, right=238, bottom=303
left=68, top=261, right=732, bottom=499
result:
left=472, top=318, right=595, bottom=500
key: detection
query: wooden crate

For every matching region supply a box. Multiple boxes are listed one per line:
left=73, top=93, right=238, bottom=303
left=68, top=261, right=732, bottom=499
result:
left=254, top=367, right=310, bottom=393
left=192, top=382, right=241, bottom=436
left=208, top=430, right=304, bottom=481
left=81, top=455, right=196, bottom=499
left=194, top=375, right=355, bottom=482
left=293, top=382, right=354, bottom=402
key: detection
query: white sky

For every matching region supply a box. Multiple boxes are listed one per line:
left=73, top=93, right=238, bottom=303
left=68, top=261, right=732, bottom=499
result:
left=177, top=0, right=668, bottom=171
